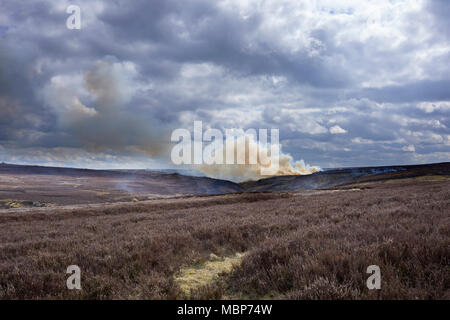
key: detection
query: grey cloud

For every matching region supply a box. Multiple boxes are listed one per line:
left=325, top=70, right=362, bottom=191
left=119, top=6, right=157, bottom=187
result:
left=357, top=79, right=450, bottom=103
left=99, top=0, right=349, bottom=87
left=427, top=0, right=450, bottom=39
left=0, top=0, right=448, bottom=170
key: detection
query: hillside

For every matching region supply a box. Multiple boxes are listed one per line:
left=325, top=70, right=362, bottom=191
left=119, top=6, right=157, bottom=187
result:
left=0, top=163, right=243, bottom=207
left=0, top=162, right=449, bottom=208
left=241, top=162, right=450, bottom=192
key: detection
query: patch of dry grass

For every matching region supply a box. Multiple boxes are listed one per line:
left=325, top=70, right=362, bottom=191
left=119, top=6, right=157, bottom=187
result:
left=175, top=252, right=245, bottom=297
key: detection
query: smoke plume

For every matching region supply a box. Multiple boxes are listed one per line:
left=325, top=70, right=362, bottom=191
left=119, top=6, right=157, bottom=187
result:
left=45, top=60, right=171, bottom=159
left=196, top=135, right=321, bottom=182
left=45, top=61, right=320, bottom=182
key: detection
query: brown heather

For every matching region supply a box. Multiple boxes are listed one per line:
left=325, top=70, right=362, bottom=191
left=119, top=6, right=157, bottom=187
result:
left=0, top=179, right=449, bottom=299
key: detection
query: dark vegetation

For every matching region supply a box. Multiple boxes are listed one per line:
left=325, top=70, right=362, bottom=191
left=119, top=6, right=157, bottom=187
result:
left=242, top=162, right=450, bottom=191
left=0, top=178, right=448, bottom=299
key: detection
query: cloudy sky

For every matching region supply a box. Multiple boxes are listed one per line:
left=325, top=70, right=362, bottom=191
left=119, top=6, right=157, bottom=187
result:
left=0, top=0, right=449, bottom=170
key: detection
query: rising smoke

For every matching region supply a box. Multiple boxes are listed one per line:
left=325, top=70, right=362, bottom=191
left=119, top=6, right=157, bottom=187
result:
left=196, top=135, right=321, bottom=182
left=45, top=60, right=320, bottom=182
left=45, top=60, right=170, bottom=158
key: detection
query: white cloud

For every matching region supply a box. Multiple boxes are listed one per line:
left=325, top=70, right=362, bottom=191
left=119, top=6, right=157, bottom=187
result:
left=417, top=101, right=450, bottom=113
left=402, top=144, right=416, bottom=152
left=329, top=125, right=347, bottom=134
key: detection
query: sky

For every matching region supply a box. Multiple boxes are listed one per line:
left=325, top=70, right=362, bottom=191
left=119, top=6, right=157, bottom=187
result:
left=0, top=0, right=449, bottom=171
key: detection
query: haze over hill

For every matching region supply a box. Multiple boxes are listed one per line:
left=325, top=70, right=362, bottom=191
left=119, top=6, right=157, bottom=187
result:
left=0, top=163, right=243, bottom=207
left=0, top=162, right=448, bottom=208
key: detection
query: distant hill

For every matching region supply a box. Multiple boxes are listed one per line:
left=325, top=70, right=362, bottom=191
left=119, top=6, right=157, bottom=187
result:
left=241, top=162, right=450, bottom=192
left=0, top=162, right=448, bottom=207
left=0, top=163, right=243, bottom=206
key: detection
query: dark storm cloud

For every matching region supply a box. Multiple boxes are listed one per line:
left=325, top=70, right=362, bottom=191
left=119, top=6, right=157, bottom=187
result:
left=98, top=0, right=349, bottom=88
left=0, top=0, right=448, bottom=169
left=0, top=38, right=57, bottom=148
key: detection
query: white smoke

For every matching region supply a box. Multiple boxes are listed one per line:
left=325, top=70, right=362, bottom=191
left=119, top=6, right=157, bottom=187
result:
left=44, top=61, right=320, bottom=182
left=195, top=135, right=321, bottom=182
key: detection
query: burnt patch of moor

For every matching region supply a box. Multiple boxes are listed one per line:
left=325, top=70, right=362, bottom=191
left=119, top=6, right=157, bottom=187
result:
left=0, top=180, right=449, bottom=299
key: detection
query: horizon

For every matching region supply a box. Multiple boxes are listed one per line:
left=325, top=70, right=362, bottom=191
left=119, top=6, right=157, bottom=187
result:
left=1, top=160, right=449, bottom=185
left=1, top=159, right=448, bottom=172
